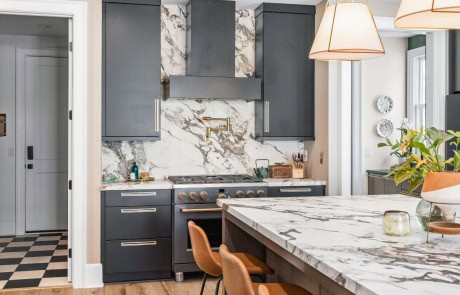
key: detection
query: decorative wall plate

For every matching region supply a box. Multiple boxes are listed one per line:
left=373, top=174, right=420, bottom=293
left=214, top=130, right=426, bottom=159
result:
left=376, top=95, right=393, bottom=114
left=376, top=119, right=393, bottom=138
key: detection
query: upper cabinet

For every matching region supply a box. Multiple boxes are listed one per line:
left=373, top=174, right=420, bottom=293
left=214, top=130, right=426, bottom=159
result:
left=450, top=30, right=460, bottom=94
left=102, top=0, right=161, bottom=141
left=255, top=4, right=316, bottom=141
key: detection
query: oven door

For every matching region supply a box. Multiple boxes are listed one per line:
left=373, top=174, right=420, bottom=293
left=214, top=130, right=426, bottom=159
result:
left=174, top=203, right=222, bottom=265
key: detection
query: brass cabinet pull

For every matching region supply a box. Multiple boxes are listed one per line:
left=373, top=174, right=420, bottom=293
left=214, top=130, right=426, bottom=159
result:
left=264, top=101, right=270, bottom=133
left=121, top=241, right=157, bottom=247
left=180, top=208, right=222, bottom=213
left=279, top=188, right=312, bottom=193
left=154, top=99, right=160, bottom=132
left=120, top=192, right=157, bottom=197
left=120, top=208, right=157, bottom=214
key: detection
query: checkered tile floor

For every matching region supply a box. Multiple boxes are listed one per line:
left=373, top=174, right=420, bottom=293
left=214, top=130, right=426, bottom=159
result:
left=0, top=232, right=70, bottom=289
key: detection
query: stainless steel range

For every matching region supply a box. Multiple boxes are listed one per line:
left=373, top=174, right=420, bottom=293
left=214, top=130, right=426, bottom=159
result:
left=169, top=174, right=267, bottom=281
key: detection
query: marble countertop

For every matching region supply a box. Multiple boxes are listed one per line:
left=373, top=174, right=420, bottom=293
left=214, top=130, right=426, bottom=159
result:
left=263, top=178, right=326, bottom=186
left=217, top=195, right=460, bottom=295
left=101, top=180, right=173, bottom=191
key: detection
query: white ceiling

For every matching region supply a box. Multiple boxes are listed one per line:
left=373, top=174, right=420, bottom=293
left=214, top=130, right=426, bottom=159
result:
left=163, top=0, right=323, bottom=9
left=0, top=14, right=68, bottom=37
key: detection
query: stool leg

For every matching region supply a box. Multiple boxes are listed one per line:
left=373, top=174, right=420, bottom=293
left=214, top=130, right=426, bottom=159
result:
left=215, top=277, right=223, bottom=295
left=200, top=273, right=208, bottom=295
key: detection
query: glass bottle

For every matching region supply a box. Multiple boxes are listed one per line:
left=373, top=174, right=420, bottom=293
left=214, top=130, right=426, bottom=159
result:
left=131, top=162, right=139, bottom=180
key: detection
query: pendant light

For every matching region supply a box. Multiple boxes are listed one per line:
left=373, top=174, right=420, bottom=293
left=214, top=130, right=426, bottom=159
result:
left=309, top=0, right=385, bottom=61
left=395, top=0, right=460, bottom=29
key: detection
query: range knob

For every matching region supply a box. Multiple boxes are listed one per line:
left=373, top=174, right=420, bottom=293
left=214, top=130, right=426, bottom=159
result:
left=189, top=192, right=197, bottom=201
left=199, top=191, right=209, bottom=200
left=256, top=190, right=266, bottom=198
left=178, top=192, right=186, bottom=201
left=217, top=193, right=227, bottom=199
left=246, top=190, right=255, bottom=198
left=236, top=191, right=245, bottom=198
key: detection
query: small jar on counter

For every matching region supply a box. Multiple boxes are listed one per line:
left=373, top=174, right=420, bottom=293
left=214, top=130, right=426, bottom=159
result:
left=382, top=210, right=411, bottom=236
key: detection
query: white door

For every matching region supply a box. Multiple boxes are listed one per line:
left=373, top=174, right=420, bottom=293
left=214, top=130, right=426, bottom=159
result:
left=25, top=56, right=69, bottom=232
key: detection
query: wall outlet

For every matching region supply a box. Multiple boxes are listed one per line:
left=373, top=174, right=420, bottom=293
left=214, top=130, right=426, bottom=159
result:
left=364, top=148, right=370, bottom=157
left=8, top=147, right=15, bottom=157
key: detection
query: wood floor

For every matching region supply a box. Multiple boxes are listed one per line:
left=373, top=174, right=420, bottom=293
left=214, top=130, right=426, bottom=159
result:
left=0, top=275, right=220, bottom=295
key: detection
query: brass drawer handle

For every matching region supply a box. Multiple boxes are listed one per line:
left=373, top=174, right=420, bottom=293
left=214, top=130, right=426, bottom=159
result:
left=264, top=101, right=270, bottom=133
left=279, top=188, right=312, bottom=193
left=120, top=192, right=157, bottom=197
left=120, top=208, right=157, bottom=214
left=154, top=99, right=160, bottom=132
left=180, top=208, right=222, bottom=213
left=121, top=241, right=157, bottom=247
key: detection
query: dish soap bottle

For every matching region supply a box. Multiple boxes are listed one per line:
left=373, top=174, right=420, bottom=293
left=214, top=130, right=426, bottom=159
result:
left=131, top=162, right=139, bottom=180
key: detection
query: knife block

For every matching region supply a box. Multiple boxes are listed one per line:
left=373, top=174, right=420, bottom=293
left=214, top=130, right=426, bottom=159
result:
left=292, top=161, right=304, bottom=179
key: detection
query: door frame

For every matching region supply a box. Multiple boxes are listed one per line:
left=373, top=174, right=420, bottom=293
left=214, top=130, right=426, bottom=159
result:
left=0, top=0, right=89, bottom=288
left=16, top=48, right=69, bottom=235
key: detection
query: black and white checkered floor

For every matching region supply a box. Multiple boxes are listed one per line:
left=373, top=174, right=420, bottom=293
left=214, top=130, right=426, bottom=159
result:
left=0, top=232, right=70, bottom=289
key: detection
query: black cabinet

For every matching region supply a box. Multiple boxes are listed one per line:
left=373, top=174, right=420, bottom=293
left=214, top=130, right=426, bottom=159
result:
left=367, top=172, right=421, bottom=196
left=449, top=30, right=460, bottom=94
left=446, top=94, right=460, bottom=161
left=255, top=4, right=316, bottom=140
left=101, top=189, right=172, bottom=282
left=102, top=0, right=161, bottom=141
left=267, top=186, right=325, bottom=198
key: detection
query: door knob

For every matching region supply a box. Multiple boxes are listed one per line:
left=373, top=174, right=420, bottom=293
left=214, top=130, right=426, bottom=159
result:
left=27, top=164, right=33, bottom=169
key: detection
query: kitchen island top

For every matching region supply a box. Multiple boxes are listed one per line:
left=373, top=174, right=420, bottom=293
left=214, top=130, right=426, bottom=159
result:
left=218, top=195, right=460, bottom=295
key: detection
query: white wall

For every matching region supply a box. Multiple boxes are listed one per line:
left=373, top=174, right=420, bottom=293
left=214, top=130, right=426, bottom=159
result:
left=361, top=37, right=407, bottom=194
left=0, top=35, right=67, bottom=235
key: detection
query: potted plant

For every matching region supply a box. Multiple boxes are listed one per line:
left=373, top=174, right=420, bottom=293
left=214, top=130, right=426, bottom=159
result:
left=378, top=127, right=460, bottom=231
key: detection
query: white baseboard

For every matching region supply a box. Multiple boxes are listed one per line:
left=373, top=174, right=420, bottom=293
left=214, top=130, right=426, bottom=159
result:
left=84, top=263, right=104, bottom=288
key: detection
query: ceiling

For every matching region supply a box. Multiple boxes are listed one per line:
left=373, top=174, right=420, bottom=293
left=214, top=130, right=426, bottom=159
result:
left=0, top=14, right=68, bottom=37
left=163, top=0, right=323, bottom=9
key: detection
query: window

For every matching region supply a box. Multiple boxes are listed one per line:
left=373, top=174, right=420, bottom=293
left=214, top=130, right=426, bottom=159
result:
left=407, top=46, right=426, bottom=130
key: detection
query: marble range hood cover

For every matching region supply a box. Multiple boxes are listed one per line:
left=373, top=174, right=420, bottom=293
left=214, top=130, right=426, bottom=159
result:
left=166, top=0, right=261, bottom=100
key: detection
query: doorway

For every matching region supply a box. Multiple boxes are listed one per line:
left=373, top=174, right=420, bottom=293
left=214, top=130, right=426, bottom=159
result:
left=0, top=14, right=71, bottom=290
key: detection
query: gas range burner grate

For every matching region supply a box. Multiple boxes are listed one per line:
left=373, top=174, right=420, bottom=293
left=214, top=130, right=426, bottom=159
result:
left=230, top=174, right=263, bottom=183
left=168, top=174, right=262, bottom=184
left=203, top=175, right=234, bottom=183
left=167, top=176, right=206, bottom=184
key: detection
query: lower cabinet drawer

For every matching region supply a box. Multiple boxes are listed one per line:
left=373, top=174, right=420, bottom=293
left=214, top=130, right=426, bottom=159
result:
left=268, top=186, right=325, bottom=197
left=105, top=206, right=171, bottom=240
left=105, top=238, right=172, bottom=274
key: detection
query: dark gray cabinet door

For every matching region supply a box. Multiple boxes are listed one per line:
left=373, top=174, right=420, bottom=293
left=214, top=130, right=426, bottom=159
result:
left=104, top=2, right=161, bottom=140
left=256, top=9, right=315, bottom=140
left=450, top=30, right=460, bottom=94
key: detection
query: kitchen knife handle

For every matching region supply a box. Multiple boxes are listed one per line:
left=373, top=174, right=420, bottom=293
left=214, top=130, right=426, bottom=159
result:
left=264, top=101, right=270, bottom=133
left=121, top=241, right=157, bottom=247
left=154, top=99, right=160, bottom=133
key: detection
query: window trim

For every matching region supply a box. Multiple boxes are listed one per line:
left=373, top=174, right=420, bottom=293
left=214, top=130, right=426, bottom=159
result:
left=407, top=46, right=426, bottom=129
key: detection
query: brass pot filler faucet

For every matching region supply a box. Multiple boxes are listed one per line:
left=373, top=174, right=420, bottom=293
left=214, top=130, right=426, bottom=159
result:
left=202, top=116, right=231, bottom=141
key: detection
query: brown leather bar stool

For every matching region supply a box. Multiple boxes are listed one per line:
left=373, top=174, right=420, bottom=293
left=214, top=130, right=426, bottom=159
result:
left=188, top=221, right=274, bottom=295
left=220, top=245, right=312, bottom=295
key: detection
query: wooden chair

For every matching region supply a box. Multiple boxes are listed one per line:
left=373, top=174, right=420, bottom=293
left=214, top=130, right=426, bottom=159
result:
left=188, top=221, right=274, bottom=295
left=219, top=244, right=312, bottom=295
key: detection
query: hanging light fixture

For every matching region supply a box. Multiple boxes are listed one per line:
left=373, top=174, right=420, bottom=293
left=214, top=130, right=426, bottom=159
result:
left=395, top=0, right=460, bottom=29
left=309, top=0, right=385, bottom=61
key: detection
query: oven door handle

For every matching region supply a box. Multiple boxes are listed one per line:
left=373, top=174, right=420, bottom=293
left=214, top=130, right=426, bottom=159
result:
left=180, top=208, right=223, bottom=213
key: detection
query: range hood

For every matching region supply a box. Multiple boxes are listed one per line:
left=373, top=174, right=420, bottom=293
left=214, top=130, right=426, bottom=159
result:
left=166, top=0, right=261, bottom=100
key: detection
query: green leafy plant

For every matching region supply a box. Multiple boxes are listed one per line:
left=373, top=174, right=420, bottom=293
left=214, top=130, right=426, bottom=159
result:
left=378, top=127, right=460, bottom=193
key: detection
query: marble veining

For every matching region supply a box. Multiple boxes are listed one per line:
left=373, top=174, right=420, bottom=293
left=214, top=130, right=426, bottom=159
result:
left=101, top=180, right=173, bottom=191
left=263, top=178, right=327, bottom=187
left=102, top=6, right=304, bottom=181
left=218, top=195, right=460, bottom=295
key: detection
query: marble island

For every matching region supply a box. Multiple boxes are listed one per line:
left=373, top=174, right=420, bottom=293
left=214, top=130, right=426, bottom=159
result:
left=218, top=195, right=460, bottom=295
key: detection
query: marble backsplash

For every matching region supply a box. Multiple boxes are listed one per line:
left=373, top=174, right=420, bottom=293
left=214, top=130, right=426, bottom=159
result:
left=102, top=6, right=304, bottom=181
